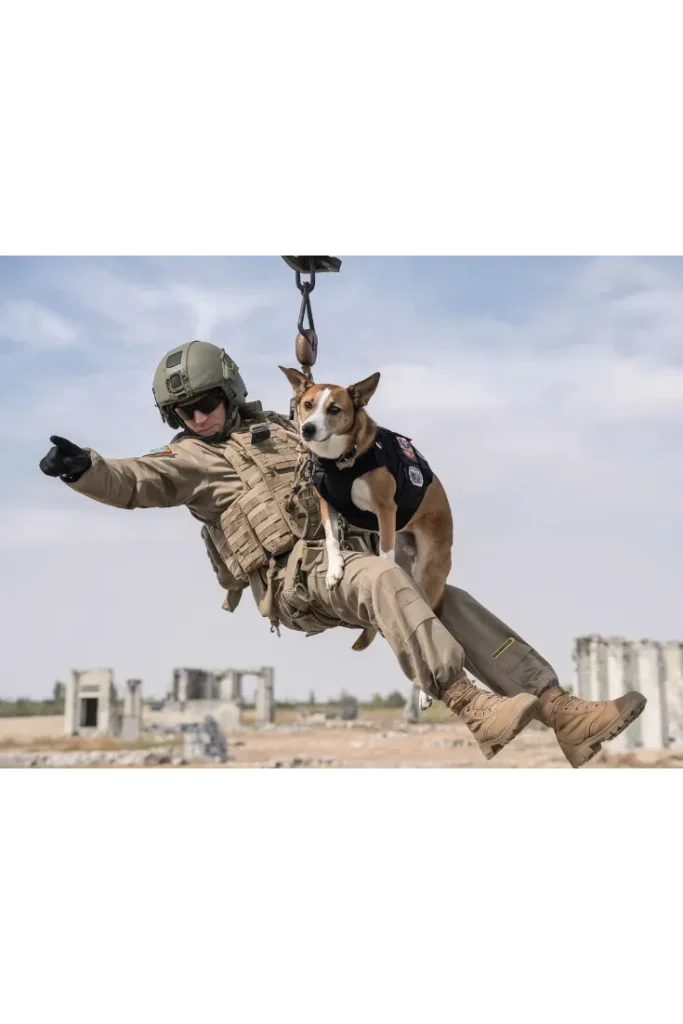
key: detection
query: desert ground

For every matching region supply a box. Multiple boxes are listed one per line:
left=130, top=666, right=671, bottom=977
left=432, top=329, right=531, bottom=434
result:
left=1, top=706, right=682, bottom=768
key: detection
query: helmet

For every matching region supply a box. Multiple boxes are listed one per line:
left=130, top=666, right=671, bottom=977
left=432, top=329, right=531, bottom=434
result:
left=152, top=340, right=249, bottom=429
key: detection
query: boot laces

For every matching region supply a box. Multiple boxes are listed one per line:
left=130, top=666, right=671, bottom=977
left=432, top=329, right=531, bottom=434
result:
left=552, top=691, right=605, bottom=715
left=467, top=689, right=501, bottom=715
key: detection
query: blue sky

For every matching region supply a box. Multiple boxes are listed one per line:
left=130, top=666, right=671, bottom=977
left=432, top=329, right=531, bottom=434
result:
left=1, top=255, right=682, bottom=701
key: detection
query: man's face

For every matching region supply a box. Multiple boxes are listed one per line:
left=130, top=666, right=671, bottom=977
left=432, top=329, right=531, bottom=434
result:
left=174, top=389, right=228, bottom=437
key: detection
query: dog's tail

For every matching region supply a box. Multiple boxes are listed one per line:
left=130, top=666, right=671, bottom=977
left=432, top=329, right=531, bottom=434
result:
left=352, top=627, right=377, bottom=652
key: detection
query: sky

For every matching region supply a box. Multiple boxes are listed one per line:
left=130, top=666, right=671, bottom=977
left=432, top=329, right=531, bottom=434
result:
left=1, top=255, right=682, bottom=702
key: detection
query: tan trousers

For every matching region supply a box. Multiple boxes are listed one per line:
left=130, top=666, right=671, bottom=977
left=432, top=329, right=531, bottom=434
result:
left=438, top=586, right=558, bottom=698
left=271, top=541, right=559, bottom=701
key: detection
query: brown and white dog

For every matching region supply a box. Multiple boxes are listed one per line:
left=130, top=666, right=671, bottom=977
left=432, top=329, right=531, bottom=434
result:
left=281, top=367, right=453, bottom=710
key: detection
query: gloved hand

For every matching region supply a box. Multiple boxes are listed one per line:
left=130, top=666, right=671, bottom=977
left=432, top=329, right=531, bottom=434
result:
left=39, top=435, right=92, bottom=482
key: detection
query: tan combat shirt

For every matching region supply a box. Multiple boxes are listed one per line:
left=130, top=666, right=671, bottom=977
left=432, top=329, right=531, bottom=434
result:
left=65, top=410, right=296, bottom=605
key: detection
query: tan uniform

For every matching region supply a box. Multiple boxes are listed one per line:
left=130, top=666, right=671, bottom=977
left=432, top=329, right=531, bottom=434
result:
left=67, top=410, right=559, bottom=703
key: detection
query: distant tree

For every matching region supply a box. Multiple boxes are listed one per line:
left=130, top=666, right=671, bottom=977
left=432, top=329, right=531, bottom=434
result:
left=308, top=690, right=316, bottom=706
left=385, top=690, right=406, bottom=708
left=370, top=693, right=385, bottom=707
left=53, top=681, right=65, bottom=702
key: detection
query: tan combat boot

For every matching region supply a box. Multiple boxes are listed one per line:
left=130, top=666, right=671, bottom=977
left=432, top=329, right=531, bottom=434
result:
left=443, top=678, right=539, bottom=761
left=537, top=685, right=647, bottom=768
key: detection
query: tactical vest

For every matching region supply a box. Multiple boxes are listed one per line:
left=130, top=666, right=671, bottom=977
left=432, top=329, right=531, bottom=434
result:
left=310, top=427, right=434, bottom=532
left=205, top=421, right=321, bottom=584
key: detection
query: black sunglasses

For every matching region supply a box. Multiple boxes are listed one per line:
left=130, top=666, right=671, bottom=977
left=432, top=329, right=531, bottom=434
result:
left=175, top=390, right=225, bottom=420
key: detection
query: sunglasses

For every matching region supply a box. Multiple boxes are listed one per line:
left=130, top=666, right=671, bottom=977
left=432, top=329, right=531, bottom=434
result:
left=175, top=390, right=225, bottom=420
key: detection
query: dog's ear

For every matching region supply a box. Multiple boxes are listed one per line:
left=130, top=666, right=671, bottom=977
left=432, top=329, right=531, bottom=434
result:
left=348, top=372, right=380, bottom=408
left=279, top=366, right=311, bottom=399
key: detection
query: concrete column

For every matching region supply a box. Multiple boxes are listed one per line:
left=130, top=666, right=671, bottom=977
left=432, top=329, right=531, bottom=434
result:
left=219, top=670, right=243, bottom=704
left=122, top=679, right=142, bottom=741
left=256, top=668, right=275, bottom=724
left=596, top=637, right=610, bottom=701
left=605, top=638, right=627, bottom=698
left=573, top=636, right=602, bottom=701
left=219, top=669, right=235, bottom=702
left=634, top=640, right=667, bottom=749
left=662, top=642, right=683, bottom=746
left=98, top=670, right=114, bottom=737
left=64, top=669, right=79, bottom=736
left=604, top=638, right=631, bottom=751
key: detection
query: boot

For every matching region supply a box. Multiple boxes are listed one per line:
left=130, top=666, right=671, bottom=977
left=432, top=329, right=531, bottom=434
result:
left=443, top=678, right=539, bottom=761
left=537, top=685, right=647, bottom=768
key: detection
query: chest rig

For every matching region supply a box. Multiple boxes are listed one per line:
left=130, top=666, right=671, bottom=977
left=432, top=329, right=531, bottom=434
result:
left=204, top=420, right=321, bottom=584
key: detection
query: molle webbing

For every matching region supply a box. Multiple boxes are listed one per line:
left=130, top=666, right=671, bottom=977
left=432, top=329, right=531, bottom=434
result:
left=215, top=424, right=320, bottom=582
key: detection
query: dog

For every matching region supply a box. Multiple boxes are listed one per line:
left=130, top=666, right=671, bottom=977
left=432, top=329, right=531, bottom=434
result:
left=280, top=367, right=454, bottom=712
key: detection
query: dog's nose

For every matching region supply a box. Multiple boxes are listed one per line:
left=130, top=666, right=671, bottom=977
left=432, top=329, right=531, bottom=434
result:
left=301, top=421, right=316, bottom=440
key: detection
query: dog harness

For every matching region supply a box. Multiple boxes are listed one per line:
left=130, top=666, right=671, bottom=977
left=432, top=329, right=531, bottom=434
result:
left=310, top=427, right=434, bottom=532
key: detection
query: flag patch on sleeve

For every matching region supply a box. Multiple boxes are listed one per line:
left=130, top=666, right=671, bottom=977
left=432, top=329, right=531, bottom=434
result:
left=145, top=445, right=176, bottom=457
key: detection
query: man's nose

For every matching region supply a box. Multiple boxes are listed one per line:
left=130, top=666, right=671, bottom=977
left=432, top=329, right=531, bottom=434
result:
left=194, top=409, right=209, bottom=424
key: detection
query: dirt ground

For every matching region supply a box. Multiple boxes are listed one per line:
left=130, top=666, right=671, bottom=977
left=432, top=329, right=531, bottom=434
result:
left=2, top=712, right=683, bottom=768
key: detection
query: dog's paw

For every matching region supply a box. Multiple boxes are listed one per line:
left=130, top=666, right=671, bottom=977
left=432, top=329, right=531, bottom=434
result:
left=419, top=690, right=433, bottom=712
left=326, top=556, right=345, bottom=590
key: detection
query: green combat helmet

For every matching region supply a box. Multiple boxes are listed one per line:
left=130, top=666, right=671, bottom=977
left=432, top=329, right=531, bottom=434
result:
left=152, top=340, right=249, bottom=429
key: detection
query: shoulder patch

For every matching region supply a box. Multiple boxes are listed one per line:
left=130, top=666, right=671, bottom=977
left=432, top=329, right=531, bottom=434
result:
left=396, top=435, right=416, bottom=461
left=145, top=444, right=176, bottom=457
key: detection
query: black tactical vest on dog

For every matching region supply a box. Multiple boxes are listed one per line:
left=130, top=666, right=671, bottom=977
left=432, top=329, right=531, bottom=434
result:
left=310, top=427, right=434, bottom=532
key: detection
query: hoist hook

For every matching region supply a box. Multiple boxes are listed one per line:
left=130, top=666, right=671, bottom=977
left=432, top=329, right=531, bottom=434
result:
left=281, top=256, right=342, bottom=378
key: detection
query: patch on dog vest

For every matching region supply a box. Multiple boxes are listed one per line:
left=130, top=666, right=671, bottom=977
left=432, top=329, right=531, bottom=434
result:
left=396, top=435, right=416, bottom=460
left=311, top=427, right=433, bottom=532
left=145, top=444, right=175, bottom=457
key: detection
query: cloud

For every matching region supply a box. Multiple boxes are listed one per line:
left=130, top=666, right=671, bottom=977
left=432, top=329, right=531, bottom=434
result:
left=3, top=255, right=683, bottom=703
left=376, top=349, right=683, bottom=425
left=0, top=299, right=78, bottom=349
left=51, top=267, right=282, bottom=350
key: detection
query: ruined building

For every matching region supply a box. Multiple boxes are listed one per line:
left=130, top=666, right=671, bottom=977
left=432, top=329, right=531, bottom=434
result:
left=573, top=636, right=683, bottom=749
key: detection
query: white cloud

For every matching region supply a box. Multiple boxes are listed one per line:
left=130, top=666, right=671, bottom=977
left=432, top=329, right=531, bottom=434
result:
left=376, top=349, right=683, bottom=425
left=0, top=299, right=78, bottom=348
left=53, top=267, right=281, bottom=349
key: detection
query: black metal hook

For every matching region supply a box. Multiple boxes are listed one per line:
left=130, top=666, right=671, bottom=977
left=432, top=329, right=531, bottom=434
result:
left=295, top=262, right=316, bottom=296
left=298, top=282, right=316, bottom=334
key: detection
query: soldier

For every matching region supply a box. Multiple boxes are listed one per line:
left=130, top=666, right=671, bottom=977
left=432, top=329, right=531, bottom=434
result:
left=39, top=340, right=646, bottom=767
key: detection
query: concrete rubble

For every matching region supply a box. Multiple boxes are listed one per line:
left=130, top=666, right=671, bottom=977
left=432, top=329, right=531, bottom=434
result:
left=183, top=716, right=230, bottom=763
left=0, top=747, right=179, bottom=768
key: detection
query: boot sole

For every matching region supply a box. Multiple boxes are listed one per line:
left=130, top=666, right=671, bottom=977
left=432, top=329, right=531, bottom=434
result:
left=480, top=694, right=540, bottom=761
left=565, top=693, right=648, bottom=769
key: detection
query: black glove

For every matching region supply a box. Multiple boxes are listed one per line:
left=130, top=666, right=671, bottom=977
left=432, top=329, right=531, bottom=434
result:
left=39, top=435, right=92, bottom=482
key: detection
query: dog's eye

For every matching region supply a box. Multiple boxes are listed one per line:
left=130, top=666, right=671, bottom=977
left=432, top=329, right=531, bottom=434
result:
left=303, top=401, right=313, bottom=410
left=328, top=404, right=340, bottom=414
